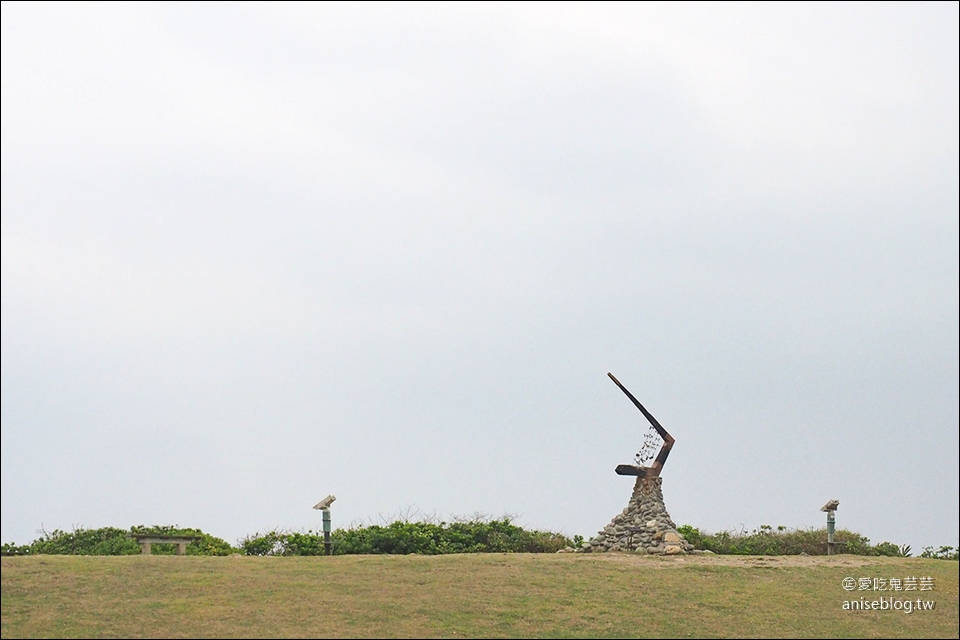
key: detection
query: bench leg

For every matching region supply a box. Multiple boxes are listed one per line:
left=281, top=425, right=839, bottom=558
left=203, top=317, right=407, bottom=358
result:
left=141, top=542, right=151, bottom=555
left=177, top=541, right=187, bottom=556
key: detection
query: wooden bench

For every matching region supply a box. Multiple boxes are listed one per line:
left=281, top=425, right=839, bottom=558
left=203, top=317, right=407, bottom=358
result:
left=130, top=534, right=202, bottom=555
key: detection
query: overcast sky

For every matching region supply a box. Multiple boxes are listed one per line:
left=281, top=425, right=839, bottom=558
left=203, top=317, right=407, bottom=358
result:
left=2, top=2, right=957, bottom=553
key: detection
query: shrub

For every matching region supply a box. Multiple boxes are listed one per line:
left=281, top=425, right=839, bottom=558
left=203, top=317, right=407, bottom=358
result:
left=677, top=524, right=913, bottom=556
left=239, top=530, right=288, bottom=556
left=919, top=545, right=959, bottom=560
left=3, top=526, right=236, bottom=556
left=0, top=543, right=33, bottom=557
left=29, top=527, right=141, bottom=556
left=239, top=516, right=572, bottom=556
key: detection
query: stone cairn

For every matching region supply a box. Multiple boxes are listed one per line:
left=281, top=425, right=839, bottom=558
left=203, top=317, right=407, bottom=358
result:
left=580, top=477, right=694, bottom=555
left=569, top=373, right=695, bottom=555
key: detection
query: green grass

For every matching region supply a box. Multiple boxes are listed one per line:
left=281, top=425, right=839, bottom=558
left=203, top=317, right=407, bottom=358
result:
left=2, top=554, right=957, bottom=638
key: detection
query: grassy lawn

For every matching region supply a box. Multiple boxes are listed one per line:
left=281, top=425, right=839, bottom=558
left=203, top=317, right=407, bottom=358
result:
left=2, top=553, right=957, bottom=638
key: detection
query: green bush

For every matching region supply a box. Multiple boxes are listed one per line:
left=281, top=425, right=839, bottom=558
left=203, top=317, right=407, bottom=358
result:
left=239, top=530, right=287, bottom=556
left=677, top=524, right=913, bottom=556
left=239, top=516, right=572, bottom=556
left=28, top=527, right=141, bottom=556
left=2, top=526, right=236, bottom=556
left=919, top=545, right=958, bottom=560
left=0, top=543, right=33, bottom=557
left=239, top=530, right=329, bottom=556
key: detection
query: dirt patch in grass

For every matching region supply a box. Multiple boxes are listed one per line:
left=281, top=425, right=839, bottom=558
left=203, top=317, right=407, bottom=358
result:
left=597, top=552, right=893, bottom=568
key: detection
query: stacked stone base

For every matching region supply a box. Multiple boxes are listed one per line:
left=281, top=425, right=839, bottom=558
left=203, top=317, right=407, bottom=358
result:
left=580, top=476, right=694, bottom=555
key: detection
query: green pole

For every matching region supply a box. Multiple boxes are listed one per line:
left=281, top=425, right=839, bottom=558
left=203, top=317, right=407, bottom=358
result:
left=323, top=510, right=332, bottom=556
left=826, top=511, right=836, bottom=555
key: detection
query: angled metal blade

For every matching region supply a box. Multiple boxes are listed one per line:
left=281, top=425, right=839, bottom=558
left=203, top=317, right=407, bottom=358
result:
left=607, top=372, right=670, bottom=441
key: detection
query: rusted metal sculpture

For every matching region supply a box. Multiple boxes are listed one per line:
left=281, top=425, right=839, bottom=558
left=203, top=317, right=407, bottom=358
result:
left=608, top=372, right=675, bottom=478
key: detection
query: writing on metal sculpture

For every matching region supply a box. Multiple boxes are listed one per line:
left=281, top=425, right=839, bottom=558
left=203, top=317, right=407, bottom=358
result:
left=635, top=428, right=660, bottom=466
left=608, top=372, right=675, bottom=478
